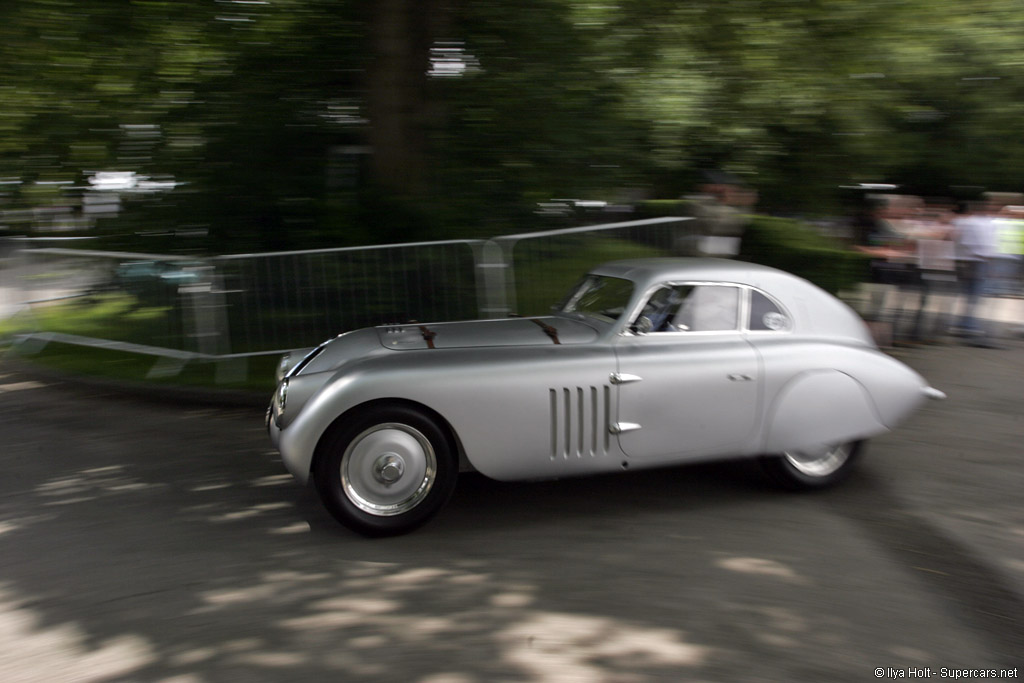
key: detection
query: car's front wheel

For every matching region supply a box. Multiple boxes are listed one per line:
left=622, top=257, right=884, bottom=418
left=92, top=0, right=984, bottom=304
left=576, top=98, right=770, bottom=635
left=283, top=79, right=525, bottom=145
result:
left=313, top=405, right=458, bottom=537
left=760, top=440, right=863, bottom=490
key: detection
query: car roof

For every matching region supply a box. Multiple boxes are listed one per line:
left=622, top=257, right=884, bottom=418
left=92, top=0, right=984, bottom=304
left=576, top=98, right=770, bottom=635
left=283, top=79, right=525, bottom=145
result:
left=589, top=258, right=873, bottom=344
left=590, top=257, right=790, bottom=289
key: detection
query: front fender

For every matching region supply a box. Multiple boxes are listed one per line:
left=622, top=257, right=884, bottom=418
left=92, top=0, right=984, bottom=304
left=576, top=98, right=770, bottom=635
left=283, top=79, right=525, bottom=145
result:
left=276, top=370, right=362, bottom=484
left=276, top=345, right=623, bottom=484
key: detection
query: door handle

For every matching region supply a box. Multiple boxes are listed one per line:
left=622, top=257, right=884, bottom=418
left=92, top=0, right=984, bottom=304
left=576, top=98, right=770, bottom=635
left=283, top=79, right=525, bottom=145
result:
left=728, top=374, right=753, bottom=382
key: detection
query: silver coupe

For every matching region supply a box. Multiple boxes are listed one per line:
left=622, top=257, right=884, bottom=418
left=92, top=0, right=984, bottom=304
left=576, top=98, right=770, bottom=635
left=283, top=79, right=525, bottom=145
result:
left=268, top=258, right=945, bottom=536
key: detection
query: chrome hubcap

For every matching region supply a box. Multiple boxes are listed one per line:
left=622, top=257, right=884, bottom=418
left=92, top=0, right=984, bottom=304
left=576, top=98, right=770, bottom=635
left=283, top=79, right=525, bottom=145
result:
left=341, top=423, right=436, bottom=516
left=783, top=442, right=851, bottom=477
left=374, top=453, right=405, bottom=484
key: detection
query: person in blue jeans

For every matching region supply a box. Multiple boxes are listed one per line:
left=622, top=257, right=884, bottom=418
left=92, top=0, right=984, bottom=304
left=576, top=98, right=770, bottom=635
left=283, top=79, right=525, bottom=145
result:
left=953, top=202, right=1001, bottom=347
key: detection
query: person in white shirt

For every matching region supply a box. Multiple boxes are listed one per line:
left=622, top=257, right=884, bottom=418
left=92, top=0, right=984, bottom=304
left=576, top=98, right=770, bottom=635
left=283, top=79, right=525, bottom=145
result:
left=953, top=201, right=1001, bottom=347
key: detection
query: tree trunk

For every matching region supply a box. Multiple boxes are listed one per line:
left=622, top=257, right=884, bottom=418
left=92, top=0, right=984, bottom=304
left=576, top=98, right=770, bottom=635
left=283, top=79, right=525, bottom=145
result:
left=366, top=0, right=434, bottom=198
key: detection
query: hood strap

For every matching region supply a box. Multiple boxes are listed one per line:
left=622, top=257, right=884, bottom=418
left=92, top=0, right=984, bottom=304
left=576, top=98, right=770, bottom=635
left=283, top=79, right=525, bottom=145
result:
left=418, top=325, right=437, bottom=349
left=530, top=319, right=561, bottom=344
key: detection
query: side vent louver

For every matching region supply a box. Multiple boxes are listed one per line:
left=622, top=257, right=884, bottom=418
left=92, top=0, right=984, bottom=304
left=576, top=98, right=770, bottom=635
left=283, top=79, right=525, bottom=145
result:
left=549, top=385, right=611, bottom=459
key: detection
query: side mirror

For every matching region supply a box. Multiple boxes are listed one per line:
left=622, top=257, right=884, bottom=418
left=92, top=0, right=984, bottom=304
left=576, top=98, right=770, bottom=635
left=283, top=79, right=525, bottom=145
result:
left=631, top=315, right=653, bottom=335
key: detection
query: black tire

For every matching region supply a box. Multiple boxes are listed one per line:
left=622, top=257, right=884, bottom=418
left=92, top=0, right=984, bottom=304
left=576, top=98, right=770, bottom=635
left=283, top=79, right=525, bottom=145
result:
left=313, top=404, right=458, bottom=537
left=760, top=440, right=864, bottom=490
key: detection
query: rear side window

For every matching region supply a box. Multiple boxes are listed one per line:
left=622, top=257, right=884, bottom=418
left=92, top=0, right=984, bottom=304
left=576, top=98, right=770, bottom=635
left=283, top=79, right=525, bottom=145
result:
left=749, top=290, right=791, bottom=331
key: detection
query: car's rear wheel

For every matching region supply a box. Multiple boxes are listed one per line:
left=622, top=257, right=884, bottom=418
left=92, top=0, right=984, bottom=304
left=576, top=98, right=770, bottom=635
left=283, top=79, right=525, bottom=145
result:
left=760, top=440, right=863, bottom=490
left=313, top=405, right=458, bottom=537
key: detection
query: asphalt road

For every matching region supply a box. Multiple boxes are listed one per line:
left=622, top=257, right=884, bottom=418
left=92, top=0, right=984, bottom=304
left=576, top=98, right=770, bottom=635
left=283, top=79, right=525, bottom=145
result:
left=0, top=341, right=1022, bottom=682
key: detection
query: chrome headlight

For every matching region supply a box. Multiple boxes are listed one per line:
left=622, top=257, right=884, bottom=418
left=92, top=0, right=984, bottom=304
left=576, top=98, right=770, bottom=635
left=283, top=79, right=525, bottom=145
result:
left=272, top=378, right=289, bottom=428
left=276, top=378, right=289, bottom=413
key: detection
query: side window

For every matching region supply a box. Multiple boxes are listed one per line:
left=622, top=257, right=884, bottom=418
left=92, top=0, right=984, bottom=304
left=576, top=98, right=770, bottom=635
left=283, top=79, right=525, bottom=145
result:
left=749, top=290, right=791, bottom=331
left=644, top=284, right=740, bottom=332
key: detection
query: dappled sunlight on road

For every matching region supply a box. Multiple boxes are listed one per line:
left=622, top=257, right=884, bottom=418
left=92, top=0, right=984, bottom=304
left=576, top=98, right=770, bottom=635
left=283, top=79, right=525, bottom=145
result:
left=186, top=563, right=711, bottom=681
left=34, top=465, right=163, bottom=506
left=24, top=438, right=306, bottom=538
left=0, top=584, right=156, bottom=682
left=715, top=556, right=808, bottom=584
left=0, top=379, right=48, bottom=393
left=499, top=613, right=708, bottom=681
left=205, top=502, right=293, bottom=524
left=248, top=474, right=295, bottom=488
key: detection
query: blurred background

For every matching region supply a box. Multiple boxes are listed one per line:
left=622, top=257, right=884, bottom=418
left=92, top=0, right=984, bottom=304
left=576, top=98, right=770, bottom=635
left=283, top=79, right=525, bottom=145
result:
left=1, top=0, right=1023, bottom=387
left=5, top=0, right=1024, bottom=248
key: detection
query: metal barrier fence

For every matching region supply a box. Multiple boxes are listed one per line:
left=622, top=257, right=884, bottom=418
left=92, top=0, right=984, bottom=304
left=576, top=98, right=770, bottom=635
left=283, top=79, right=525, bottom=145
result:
left=1, top=217, right=689, bottom=377
left=210, top=240, right=486, bottom=353
left=2, top=245, right=201, bottom=351
left=492, top=217, right=690, bottom=316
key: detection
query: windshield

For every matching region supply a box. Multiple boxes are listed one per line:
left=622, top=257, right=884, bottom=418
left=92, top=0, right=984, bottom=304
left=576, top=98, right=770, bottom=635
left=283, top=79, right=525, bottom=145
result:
left=557, top=275, right=634, bottom=323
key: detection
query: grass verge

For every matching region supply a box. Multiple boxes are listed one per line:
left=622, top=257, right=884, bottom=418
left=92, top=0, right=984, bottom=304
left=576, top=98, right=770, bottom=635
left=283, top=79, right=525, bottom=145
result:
left=0, top=293, right=277, bottom=395
left=2, top=340, right=278, bottom=395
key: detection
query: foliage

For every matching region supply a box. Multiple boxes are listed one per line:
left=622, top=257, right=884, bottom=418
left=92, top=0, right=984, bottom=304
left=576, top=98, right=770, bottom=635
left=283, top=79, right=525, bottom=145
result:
left=634, top=200, right=698, bottom=218
left=0, top=293, right=182, bottom=347
left=3, top=1, right=1024, bottom=249
left=0, top=295, right=274, bottom=391
left=635, top=200, right=871, bottom=293
left=739, top=216, right=871, bottom=294
left=4, top=341, right=276, bottom=393
left=511, top=236, right=668, bottom=316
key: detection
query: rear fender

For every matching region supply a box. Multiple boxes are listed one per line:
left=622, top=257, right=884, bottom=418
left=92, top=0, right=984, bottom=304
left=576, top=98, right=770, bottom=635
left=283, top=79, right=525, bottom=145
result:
left=763, top=370, right=886, bottom=454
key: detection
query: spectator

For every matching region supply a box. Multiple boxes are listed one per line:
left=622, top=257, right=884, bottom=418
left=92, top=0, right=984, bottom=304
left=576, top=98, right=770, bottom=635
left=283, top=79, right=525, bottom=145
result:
left=908, top=206, right=958, bottom=342
left=682, top=170, right=754, bottom=257
left=993, top=206, right=1024, bottom=296
left=952, top=201, right=1001, bottom=347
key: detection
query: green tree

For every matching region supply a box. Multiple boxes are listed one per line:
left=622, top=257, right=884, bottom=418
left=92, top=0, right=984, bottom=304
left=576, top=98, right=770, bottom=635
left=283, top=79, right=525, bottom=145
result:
left=5, top=0, right=1024, bottom=249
